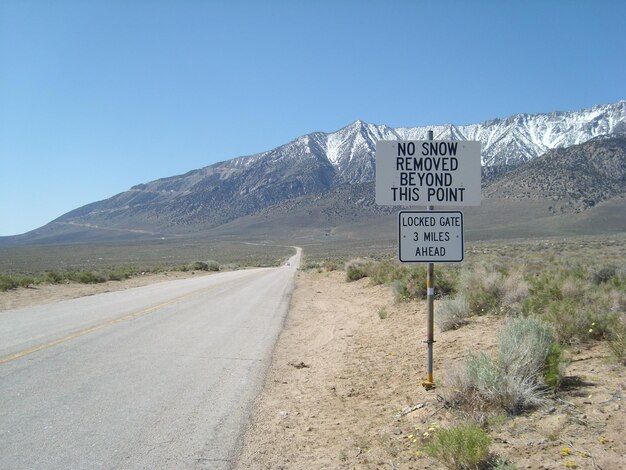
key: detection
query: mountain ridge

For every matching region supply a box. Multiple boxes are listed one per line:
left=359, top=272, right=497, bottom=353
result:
left=2, top=101, right=625, bottom=245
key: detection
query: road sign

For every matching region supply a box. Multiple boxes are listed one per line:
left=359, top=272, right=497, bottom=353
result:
left=376, top=140, right=481, bottom=206
left=398, top=210, right=464, bottom=262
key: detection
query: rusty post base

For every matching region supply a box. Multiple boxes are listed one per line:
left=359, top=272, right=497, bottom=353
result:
left=421, top=373, right=436, bottom=390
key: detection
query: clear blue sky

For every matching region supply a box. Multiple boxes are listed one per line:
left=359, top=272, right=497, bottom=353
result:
left=1, top=0, right=624, bottom=236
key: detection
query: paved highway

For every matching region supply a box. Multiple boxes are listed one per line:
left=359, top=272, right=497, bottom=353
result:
left=0, top=248, right=300, bottom=469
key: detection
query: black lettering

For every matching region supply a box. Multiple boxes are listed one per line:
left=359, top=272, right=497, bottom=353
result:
left=398, top=142, right=415, bottom=156
left=400, top=172, right=414, bottom=186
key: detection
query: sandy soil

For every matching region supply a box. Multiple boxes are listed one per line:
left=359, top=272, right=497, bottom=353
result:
left=235, top=270, right=625, bottom=470
left=0, top=271, right=210, bottom=311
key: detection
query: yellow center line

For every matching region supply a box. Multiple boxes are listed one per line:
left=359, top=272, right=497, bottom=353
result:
left=0, top=277, right=238, bottom=365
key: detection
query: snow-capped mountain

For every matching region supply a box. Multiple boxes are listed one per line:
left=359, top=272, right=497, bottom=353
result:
left=3, top=101, right=624, bottom=243
left=217, top=100, right=626, bottom=185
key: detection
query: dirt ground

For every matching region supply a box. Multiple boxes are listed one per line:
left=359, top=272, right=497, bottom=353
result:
left=0, top=271, right=209, bottom=311
left=235, top=270, right=625, bottom=470
left=2, top=269, right=623, bottom=469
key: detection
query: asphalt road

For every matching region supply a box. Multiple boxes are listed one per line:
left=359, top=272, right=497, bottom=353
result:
left=0, top=248, right=300, bottom=469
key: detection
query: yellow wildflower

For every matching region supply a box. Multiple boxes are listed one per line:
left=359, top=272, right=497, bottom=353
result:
left=561, top=447, right=571, bottom=457
left=564, top=462, right=577, bottom=468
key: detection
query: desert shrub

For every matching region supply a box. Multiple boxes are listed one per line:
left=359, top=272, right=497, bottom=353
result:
left=367, top=260, right=406, bottom=285
left=322, top=260, right=339, bottom=272
left=0, top=274, right=18, bottom=291
left=543, top=343, right=565, bottom=390
left=470, top=290, right=501, bottom=315
left=42, top=271, right=63, bottom=284
left=521, top=272, right=565, bottom=316
left=18, top=276, right=35, bottom=288
left=390, top=265, right=456, bottom=301
left=66, top=271, right=106, bottom=284
left=444, top=351, right=546, bottom=414
left=544, top=296, right=621, bottom=344
left=591, top=265, right=618, bottom=285
left=188, top=261, right=209, bottom=271
left=205, top=260, right=220, bottom=271
left=607, top=319, right=626, bottom=365
left=434, top=268, right=458, bottom=298
left=497, top=317, right=554, bottom=380
left=501, top=269, right=529, bottom=314
left=392, top=279, right=409, bottom=302
left=422, top=422, right=491, bottom=470
left=345, top=258, right=370, bottom=282
left=107, top=266, right=138, bottom=281
left=458, top=264, right=504, bottom=315
left=436, top=294, right=470, bottom=331
left=444, top=318, right=560, bottom=414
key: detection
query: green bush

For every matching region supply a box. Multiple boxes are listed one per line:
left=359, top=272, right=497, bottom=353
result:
left=468, top=290, right=500, bottom=315
left=345, top=258, right=370, bottom=282
left=18, top=276, right=34, bottom=288
left=66, top=271, right=106, bottom=284
left=206, top=260, right=220, bottom=272
left=591, top=265, right=618, bottom=285
left=188, top=261, right=209, bottom=271
left=422, top=422, right=491, bottom=470
left=0, top=274, right=18, bottom=291
left=42, top=271, right=63, bottom=284
left=367, top=260, right=406, bottom=285
left=107, top=266, right=138, bottom=281
left=543, top=343, right=565, bottom=390
left=544, top=296, right=621, bottom=344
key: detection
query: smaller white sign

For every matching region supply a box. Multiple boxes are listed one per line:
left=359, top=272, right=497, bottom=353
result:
left=399, top=210, right=464, bottom=263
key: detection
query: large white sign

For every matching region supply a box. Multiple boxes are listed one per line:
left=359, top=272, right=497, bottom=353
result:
left=376, top=140, right=481, bottom=206
left=398, top=210, right=464, bottom=263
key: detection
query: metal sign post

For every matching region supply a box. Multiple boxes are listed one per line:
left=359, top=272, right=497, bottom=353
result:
left=374, top=130, right=481, bottom=392
left=423, top=130, right=436, bottom=390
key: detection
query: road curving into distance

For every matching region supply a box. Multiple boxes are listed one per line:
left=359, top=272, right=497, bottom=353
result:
left=0, top=247, right=301, bottom=469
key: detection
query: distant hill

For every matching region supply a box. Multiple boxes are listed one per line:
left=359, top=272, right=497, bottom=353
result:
left=1, top=101, right=625, bottom=246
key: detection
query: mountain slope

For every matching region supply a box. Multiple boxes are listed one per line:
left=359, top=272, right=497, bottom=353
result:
left=484, top=135, right=626, bottom=213
left=1, top=101, right=624, bottom=245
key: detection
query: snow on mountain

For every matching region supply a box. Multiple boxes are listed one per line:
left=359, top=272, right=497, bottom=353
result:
left=238, top=101, right=625, bottom=187
left=12, top=100, right=623, bottom=242
left=320, top=100, right=626, bottom=176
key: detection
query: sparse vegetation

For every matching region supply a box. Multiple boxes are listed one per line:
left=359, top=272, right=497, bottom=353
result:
left=421, top=422, right=491, bottom=470
left=436, top=294, right=470, bottom=331
left=0, top=241, right=296, bottom=293
left=345, top=258, right=371, bottom=282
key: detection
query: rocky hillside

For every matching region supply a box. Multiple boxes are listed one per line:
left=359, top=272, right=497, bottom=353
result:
left=484, top=135, right=626, bottom=213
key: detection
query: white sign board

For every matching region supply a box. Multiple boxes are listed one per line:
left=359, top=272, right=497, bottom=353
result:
left=398, top=210, right=464, bottom=263
left=376, top=140, right=481, bottom=206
